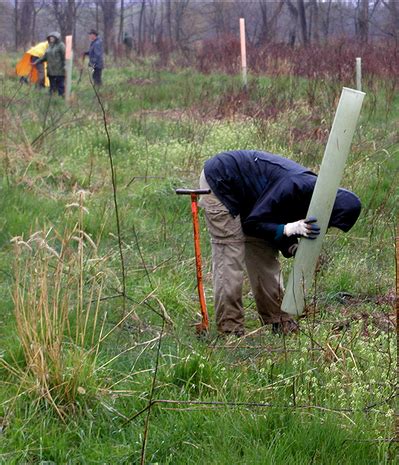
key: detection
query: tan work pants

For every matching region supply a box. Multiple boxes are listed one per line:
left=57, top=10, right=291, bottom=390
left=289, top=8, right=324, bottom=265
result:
left=199, top=171, right=291, bottom=333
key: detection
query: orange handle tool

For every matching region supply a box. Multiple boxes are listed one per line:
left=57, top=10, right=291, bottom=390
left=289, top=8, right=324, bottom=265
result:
left=176, top=188, right=211, bottom=333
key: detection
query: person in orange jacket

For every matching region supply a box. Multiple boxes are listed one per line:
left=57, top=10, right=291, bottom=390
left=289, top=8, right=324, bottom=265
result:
left=16, top=41, right=49, bottom=88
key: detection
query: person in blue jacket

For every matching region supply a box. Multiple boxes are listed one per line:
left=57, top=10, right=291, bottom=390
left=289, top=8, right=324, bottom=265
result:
left=199, top=150, right=361, bottom=337
left=84, top=29, right=104, bottom=86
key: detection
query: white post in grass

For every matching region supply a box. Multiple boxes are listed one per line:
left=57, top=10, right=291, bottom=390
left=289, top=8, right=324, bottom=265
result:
left=239, top=18, right=247, bottom=90
left=281, top=87, right=365, bottom=317
left=65, top=35, right=73, bottom=102
left=356, top=57, right=362, bottom=91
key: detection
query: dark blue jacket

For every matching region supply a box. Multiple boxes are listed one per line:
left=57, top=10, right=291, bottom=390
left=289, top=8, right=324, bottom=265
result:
left=204, top=150, right=361, bottom=255
left=87, top=37, right=103, bottom=69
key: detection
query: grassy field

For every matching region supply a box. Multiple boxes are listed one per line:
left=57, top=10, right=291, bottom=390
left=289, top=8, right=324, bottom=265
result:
left=0, top=54, right=398, bottom=464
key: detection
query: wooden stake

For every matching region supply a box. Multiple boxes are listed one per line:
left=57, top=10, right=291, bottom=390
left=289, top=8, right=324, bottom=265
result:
left=239, top=18, right=247, bottom=90
left=65, top=35, right=73, bottom=102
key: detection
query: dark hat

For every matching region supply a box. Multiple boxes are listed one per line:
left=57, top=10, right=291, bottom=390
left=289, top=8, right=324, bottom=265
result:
left=88, top=29, right=98, bottom=36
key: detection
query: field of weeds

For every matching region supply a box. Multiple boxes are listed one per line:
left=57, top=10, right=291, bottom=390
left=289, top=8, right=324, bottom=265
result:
left=0, top=49, right=398, bottom=464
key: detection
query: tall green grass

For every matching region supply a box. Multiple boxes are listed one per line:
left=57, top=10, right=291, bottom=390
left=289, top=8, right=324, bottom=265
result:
left=0, top=57, right=397, bottom=463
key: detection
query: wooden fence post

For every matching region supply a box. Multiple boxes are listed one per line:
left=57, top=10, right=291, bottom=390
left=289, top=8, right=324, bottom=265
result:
left=65, top=35, right=73, bottom=102
left=239, top=18, right=247, bottom=90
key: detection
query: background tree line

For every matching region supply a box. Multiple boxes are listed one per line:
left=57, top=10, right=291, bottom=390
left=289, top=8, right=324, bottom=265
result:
left=0, top=0, right=398, bottom=55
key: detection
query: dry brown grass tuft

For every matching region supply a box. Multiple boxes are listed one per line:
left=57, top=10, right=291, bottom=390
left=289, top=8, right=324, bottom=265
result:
left=5, top=196, right=108, bottom=420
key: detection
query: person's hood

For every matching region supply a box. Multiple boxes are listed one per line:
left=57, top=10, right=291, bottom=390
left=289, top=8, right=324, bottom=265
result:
left=27, top=41, right=48, bottom=57
left=47, top=31, right=61, bottom=42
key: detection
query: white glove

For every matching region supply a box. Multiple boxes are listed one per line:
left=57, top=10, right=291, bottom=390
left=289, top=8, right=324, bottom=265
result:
left=284, top=217, right=320, bottom=239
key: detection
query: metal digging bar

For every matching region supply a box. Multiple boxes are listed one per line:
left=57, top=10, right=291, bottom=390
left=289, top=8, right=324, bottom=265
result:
left=176, top=188, right=211, bottom=334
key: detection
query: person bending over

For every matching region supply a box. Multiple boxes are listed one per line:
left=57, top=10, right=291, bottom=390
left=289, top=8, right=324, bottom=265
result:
left=199, top=150, right=361, bottom=336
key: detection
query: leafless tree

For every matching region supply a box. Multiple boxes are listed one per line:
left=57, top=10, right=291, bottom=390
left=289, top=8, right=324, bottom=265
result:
left=320, top=0, right=333, bottom=39
left=50, top=0, right=81, bottom=38
left=18, top=0, right=34, bottom=48
left=382, top=0, right=399, bottom=41
left=356, top=0, right=369, bottom=42
left=161, top=0, right=191, bottom=50
left=94, top=0, right=100, bottom=33
left=137, top=0, right=146, bottom=55
left=308, top=0, right=320, bottom=43
left=297, top=0, right=309, bottom=45
left=286, top=0, right=299, bottom=46
left=31, top=0, right=45, bottom=43
left=209, top=1, right=232, bottom=38
left=165, top=0, right=172, bottom=48
left=147, top=0, right=159, bottom=44
left=173, top=0, right=190, bottom=46
left=14, top=0, right=19, bottom=49
left=4, top=0, right=399, bottom=53
left=257, top=0, right=285, bottom=45
left=14, top=0, right=36, bottom=49
left=118, top=0, right=124, bottom=43
left=0, top=2, right=12, bottom=47
left=99, top=0, right=117, bottom=53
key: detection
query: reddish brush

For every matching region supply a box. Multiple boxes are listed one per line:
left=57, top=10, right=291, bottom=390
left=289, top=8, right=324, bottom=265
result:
left=194, top=37, right=399, bottom=82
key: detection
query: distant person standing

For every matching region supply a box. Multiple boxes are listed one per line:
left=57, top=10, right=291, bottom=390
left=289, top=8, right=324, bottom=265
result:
left=34, top=32, right=65, bottom=96
left=123, top=32, right=133, bottom=57
left=84, top=29, right=104, bottom=86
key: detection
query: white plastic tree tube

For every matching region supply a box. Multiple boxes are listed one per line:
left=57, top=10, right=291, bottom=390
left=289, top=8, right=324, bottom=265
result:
left=356, top=57, right=362, bottom=91
left=281, top=87, right=365, bottom=316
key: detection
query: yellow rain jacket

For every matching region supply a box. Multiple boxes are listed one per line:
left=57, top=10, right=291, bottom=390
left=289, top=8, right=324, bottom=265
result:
left=16, top=41, right=49, bottom=86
